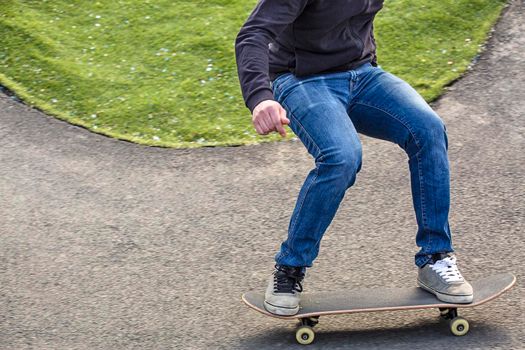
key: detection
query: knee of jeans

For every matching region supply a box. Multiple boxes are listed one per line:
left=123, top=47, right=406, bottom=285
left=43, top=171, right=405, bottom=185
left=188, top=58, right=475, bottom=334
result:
left=410, top=114, right=448, bottom=153
left=321, top=146, right=362, bottom=187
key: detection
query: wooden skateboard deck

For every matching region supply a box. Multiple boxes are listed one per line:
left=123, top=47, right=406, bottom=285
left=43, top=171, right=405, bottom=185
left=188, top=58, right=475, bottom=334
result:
left=242, top=272, right=516, bottom=345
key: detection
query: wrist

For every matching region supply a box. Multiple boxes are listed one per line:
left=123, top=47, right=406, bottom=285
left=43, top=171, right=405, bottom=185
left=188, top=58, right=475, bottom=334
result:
left=247, top=89, right=275, bottom=114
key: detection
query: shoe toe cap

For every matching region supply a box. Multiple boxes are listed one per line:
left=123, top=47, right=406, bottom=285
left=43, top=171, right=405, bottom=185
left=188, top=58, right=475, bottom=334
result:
left=265, top=292, right=300, bottom=308
left=448, top=280, right=473, bottom=296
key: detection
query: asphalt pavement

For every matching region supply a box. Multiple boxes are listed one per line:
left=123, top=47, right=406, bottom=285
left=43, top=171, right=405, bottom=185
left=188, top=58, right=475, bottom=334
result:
left=0, top=1, right=523, bottom=349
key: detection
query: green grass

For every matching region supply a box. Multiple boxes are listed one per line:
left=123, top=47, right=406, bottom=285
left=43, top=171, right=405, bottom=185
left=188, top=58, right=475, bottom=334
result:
left=0, top=0, right=506, bottom=148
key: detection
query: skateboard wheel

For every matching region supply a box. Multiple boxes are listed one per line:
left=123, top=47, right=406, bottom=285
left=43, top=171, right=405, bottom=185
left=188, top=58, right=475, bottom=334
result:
left=450, top=317, right=469, bottom=336
left=296, top=326, right=315, bottom=345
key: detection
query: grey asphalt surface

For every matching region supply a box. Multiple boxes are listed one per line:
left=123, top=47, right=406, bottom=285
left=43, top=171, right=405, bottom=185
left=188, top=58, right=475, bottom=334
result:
left=0, top=1, right=523, bottom=349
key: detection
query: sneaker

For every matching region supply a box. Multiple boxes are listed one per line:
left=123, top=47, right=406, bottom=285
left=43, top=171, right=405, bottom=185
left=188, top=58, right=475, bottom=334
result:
left=418, top=253, right=473, bottom=303
left=264, top=265, right=305, bottom=316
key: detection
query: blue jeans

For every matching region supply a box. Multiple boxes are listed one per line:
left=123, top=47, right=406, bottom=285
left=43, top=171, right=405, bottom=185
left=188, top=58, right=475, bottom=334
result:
left=271, top=62, right=453, bottom=268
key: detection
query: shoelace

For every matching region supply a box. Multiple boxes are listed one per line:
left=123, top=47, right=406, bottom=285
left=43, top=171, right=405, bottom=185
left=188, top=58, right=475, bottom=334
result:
left=273, top=266, right=304, bottom=294
left=430, top=256, right=465, bottom=283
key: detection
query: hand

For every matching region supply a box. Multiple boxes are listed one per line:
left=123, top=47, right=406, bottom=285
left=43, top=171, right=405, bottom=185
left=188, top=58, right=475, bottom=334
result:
left=252, top=100, right=290, bottom=137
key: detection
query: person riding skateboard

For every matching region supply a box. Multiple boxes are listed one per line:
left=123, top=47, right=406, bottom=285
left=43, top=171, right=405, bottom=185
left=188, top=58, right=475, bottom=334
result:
left=235, top=0, right=473, bottom=316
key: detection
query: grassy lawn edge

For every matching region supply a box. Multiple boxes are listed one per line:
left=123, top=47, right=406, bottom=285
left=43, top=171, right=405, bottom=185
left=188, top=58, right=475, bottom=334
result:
left=0, top=70, right=261, bottom=148
left=0, top=2, right=508, bottom=149
left=421, top=4, right=508, bottom=103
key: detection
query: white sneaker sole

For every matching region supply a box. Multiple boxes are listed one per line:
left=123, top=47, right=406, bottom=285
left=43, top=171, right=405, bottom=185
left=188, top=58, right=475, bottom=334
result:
left=418, top=279, right=473, bottom=304
left=263, top=300, right=300, bottom=316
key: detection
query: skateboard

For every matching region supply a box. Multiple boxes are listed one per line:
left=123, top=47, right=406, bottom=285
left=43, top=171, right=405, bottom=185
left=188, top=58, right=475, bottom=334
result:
left=242, top=272, right=516, bottom=345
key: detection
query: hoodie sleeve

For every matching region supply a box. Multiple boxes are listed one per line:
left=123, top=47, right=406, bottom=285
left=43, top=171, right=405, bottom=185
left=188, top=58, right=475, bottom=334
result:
left=235, top=0, right=310, bottom=113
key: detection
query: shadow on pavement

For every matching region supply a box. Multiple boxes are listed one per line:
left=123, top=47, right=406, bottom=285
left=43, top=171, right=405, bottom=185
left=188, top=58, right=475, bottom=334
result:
left=236, top=318, right=511, bottom=350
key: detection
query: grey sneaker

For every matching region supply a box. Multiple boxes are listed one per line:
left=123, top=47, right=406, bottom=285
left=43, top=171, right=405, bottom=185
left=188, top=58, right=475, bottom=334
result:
left=418, top=254, right=473, bottom=303
left=264, top=265, right=305, bottom=316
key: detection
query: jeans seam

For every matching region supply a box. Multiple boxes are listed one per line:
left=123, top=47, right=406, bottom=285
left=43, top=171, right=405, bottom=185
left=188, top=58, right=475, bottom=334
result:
left=416, top=151, right=430, bottom=250
left=352, top=101, right=430, bottom=235
left=283, top=102, right=325, bottom=161
left=353, top=101, right=423, bottom=149
left=289, top=170, right=319, bottom=256
left=284, top=107, right=324, bottom=258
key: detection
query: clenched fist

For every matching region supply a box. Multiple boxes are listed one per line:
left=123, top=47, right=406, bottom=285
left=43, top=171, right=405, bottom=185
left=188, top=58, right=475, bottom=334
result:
left=252, top=100, right=290, bottom=137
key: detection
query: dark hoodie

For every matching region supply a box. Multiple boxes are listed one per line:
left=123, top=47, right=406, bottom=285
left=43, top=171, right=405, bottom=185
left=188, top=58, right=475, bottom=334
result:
left=235, top=0, right=384, bottom=113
